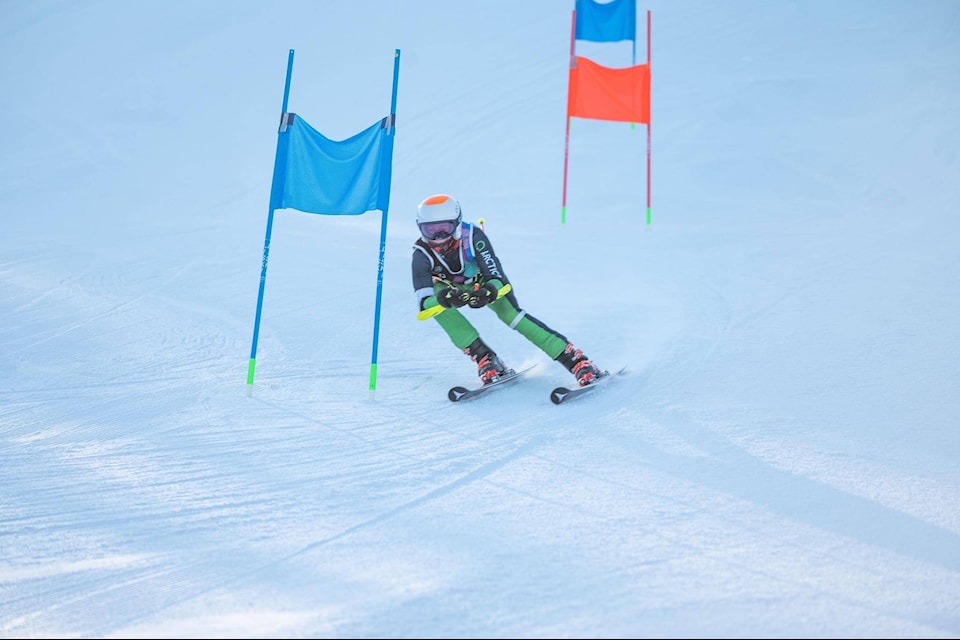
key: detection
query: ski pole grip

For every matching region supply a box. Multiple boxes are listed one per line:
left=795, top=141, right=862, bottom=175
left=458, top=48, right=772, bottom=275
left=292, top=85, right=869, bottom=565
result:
left=416, top=283, right=511, bottom=321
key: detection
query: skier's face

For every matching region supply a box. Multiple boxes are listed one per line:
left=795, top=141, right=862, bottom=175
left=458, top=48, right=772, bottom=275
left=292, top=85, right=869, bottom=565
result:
left=428, top=236, right=459, bottom=254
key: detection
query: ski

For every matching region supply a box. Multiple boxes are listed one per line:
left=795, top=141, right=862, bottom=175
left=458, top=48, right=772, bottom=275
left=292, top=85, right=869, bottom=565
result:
left=448, top=365, right=534, bottom=403
left=549, top=365, right=627, bottom=405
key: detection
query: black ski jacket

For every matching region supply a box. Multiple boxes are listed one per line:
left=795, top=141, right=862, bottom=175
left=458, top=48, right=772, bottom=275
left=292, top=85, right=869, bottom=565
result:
left=411, top=222, right=512, bottom=311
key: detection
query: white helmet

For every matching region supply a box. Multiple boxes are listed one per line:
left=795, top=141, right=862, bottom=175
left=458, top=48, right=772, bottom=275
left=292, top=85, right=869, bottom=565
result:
left=417, top=193, right=462, bottom=245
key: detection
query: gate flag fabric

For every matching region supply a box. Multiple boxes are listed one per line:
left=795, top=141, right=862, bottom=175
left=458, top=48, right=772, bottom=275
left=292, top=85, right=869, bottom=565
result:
left=567, top=55, right=650, bottom=124
left=574, top=0, right=636, bottom=43
left=269, top=114, right=394, bottom=215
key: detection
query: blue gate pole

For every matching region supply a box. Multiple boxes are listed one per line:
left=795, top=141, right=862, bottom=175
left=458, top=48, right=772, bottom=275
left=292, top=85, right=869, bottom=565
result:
left=247, top=49, right=295, bottom=394
left=368, top=49, right=401, bottom=399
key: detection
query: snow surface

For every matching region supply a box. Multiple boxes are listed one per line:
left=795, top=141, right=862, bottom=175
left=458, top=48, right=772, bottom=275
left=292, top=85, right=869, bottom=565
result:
left=2, top=1, right=959, bottom=637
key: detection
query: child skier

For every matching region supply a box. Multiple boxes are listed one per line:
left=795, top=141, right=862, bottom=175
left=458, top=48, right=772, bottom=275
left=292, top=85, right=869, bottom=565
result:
left=411, top=193, right=603, bottom=387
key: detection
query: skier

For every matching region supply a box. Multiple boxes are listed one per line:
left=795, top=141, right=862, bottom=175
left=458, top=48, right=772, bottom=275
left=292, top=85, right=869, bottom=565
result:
left=411, top=193, right=603, bottom=387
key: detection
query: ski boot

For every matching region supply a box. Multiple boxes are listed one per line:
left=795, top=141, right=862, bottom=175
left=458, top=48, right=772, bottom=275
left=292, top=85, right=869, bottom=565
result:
left=464, top=337, right=510, bottom=385
left=556, top=342, right=602, bottom=387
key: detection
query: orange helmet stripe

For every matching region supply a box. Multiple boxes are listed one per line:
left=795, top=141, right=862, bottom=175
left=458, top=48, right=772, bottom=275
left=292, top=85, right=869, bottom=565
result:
left=422, top=194, right=451, bottom=206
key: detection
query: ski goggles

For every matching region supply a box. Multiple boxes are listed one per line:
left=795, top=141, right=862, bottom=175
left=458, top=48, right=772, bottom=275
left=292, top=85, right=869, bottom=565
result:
left=419, top=220, right=458, bottom=241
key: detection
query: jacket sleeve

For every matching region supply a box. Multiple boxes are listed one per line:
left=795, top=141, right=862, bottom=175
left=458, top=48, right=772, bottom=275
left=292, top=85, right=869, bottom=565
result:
left=411, top=247, right=437, bottom=311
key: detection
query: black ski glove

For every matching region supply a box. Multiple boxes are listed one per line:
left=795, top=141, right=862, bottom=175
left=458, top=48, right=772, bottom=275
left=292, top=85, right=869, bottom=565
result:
left=437, top=286, right=469, bottom=308
left=467, top=282, right=499, bottom=308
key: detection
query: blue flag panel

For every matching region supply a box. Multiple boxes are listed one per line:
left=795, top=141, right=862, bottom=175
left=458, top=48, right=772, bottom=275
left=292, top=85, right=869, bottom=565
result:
left=270, top=114, right=394, bottom=215
left=575, top=0, right=636, bottom=43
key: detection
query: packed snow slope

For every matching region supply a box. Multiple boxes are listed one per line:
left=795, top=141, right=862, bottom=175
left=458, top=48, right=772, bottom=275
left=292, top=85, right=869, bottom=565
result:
left=2, top=1, right=959, bottom=638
